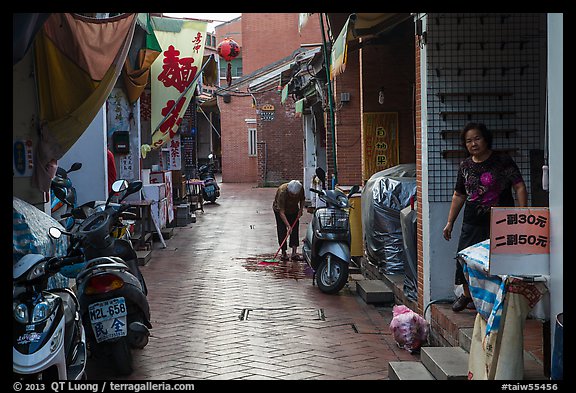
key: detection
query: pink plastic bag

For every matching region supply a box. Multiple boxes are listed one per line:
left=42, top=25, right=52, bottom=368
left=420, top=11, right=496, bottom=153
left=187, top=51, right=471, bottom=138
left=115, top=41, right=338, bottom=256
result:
left=389, top=305, right=429, bottom=353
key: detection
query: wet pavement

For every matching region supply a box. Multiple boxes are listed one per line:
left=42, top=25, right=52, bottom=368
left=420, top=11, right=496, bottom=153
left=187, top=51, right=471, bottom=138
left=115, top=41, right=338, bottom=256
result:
left=86, top=181, right=416, bottom=380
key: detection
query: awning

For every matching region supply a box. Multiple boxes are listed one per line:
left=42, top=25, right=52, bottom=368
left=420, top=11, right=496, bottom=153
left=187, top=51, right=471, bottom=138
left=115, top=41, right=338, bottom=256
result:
left=330, top=13, right=413, bottom=80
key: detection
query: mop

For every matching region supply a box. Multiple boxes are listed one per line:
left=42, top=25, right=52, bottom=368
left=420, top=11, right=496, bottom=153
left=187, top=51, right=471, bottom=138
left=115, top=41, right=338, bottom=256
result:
left=261, top=218, right=299, bottom=263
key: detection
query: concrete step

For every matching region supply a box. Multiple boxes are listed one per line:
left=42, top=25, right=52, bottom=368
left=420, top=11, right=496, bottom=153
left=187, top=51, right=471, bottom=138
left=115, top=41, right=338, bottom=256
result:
left=356, top=279, right=394, bottom=304
left=153, top=227, right=174, bottom=241
left=388, top=361, right=436, bottom=380
left=459, top=327, right=474, bottom=353
left=136, top=250, right=152, bottom=266
left=420, top=346, right=469, bottom=380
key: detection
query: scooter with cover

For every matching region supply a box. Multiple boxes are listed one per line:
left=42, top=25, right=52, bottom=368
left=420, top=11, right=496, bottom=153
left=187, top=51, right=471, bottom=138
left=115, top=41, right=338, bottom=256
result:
left=13, top=244, right=87, bottom=380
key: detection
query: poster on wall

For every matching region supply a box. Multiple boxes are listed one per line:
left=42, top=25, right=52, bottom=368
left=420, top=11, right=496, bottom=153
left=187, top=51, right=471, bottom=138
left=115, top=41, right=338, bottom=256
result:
left=13, top=139, right=34, bottom=177
left=119, top=154, right=134, bottom=180
left=160, top=135, right=182, bottom=170
left=107, top=88, right=133, bottom=140
left=362, top=112, right=399, bottom=180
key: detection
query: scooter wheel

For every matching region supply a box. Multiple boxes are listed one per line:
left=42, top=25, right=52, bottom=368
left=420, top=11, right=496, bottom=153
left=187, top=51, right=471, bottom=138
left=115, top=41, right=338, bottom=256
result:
left=317, top=256, right=349, bottom=294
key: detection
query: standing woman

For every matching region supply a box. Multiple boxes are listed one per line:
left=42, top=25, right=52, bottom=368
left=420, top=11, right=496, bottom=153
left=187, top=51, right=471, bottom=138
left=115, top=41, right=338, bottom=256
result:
left=443, top=122, right=527, bottom=312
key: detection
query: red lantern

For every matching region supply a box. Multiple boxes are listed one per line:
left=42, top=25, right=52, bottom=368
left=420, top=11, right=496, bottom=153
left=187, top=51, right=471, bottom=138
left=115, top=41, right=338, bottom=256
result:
left=217, top=37, right=240, bottom=86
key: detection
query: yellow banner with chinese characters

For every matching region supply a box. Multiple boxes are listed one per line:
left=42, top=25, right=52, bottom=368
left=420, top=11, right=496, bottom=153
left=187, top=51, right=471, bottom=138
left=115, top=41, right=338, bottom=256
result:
left=148, top=19, right=207, bottom=151
left=362, top=112, right=399, bottom=181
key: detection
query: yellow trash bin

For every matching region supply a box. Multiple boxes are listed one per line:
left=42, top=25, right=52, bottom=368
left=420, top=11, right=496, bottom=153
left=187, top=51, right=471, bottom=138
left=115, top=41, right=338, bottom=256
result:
left=349, top=195, right=363, bottom=257
left=336, top=185, right=363, bottom=257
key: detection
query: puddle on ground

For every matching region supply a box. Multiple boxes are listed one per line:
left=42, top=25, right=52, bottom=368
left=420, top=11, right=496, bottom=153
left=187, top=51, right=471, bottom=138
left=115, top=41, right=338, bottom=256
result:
left=237, top=254, right=314, bottom=280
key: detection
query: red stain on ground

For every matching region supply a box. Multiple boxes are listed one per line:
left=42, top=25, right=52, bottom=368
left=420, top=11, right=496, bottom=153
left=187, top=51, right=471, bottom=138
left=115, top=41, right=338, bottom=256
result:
left=236, top=255, right=314, bottom=280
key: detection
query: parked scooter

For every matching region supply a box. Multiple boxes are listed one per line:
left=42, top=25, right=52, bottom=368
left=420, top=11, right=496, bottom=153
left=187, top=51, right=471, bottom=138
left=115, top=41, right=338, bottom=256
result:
left=13, top=247, right=87, bottom=380
left=51, top=162, right=82, bottom=231
left=302, top=168, right=360, bottom=294
left=62, top=179, right=151, bottom=376
left=198, top=153, right=220, bottom=203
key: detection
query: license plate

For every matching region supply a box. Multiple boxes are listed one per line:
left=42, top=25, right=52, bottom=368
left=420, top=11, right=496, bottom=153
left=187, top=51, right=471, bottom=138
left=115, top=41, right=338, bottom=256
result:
left=88, top=297, right=128, bottom=343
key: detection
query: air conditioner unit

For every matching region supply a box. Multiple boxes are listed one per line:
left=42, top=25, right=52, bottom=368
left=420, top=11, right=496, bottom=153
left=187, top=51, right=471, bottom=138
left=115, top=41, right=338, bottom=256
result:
left=340, top=92, right=350, bottom=102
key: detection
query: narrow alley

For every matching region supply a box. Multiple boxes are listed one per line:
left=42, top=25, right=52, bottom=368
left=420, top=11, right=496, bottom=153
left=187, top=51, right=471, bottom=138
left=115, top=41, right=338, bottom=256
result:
left=86, top=181, right=415, bottom=380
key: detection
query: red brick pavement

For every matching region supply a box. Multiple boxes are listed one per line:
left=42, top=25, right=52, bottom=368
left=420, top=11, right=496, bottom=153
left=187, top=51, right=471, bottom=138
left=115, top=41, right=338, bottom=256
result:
left=86, top=181, right=416, bottom=380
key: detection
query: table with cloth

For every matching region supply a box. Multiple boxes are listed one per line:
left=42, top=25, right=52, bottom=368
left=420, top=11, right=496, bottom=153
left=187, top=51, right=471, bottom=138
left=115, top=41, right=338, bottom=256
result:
left=457, top=239, right=548, bottom=380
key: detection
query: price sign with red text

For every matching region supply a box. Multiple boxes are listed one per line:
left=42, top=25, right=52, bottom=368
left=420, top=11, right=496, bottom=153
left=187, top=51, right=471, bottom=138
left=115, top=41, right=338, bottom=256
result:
left=489, top=207, right=550, bottom=275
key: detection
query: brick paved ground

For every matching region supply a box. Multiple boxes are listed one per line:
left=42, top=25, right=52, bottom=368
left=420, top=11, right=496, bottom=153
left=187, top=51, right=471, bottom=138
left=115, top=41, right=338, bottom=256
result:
left=86, top=181, right=415, bottom=380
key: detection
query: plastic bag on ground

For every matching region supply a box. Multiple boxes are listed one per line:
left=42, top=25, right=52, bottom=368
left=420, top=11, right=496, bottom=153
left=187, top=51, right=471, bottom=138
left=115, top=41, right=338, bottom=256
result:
left=389, top=304, right=429, bottom=353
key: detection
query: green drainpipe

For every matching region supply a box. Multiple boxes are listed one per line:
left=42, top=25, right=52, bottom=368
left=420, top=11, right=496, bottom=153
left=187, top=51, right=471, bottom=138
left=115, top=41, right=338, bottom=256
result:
left=319, top=13, right=338, bottom=188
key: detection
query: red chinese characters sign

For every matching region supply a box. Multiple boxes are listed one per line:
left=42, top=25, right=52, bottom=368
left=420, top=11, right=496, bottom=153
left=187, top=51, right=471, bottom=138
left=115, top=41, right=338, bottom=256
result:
left=148, top=20, right=207, bottom=151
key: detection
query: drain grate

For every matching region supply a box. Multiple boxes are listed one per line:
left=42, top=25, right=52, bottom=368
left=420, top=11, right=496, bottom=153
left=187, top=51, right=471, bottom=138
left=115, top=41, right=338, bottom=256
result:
left=238, top=307, right=326, bottom=321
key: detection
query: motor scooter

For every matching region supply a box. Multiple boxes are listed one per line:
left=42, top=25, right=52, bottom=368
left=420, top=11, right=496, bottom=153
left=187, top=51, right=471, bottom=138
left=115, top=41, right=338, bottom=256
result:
left=302, top=168, right=360, bottom=294
left=198, top=153, right=220, bottom=203
left=61, top=179, right=151, bottom=376
left=13, top=247, right=87, bottom=380
left=51, top=162, right=82, bottom=231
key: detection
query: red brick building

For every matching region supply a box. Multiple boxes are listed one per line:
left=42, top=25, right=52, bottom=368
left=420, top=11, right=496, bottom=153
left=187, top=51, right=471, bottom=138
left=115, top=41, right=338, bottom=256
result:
left=215, top=13, right=322, bottom=184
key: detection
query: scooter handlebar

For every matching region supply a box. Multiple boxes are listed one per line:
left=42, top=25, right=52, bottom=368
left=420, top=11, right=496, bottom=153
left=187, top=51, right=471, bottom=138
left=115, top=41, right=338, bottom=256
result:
left=309, top=188, right=323, bottom=195
left=46, top=255, right=85, bottom=274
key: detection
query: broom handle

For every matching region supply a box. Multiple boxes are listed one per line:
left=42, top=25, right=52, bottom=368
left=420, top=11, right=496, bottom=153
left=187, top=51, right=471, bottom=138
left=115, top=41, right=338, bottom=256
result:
left=273, top=217, right=299, bottom=259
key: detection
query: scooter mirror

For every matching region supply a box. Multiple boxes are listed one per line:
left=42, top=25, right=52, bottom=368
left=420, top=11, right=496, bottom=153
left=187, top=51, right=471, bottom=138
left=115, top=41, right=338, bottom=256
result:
left=348, top=185, right=360, bottom=197
left=126, top=180, right=143, bottom=195
left=315, top=168, right=326, bottom=183
left=49, top=227, right=62, bottom=239
left=208, top=153, right=214, bottom=159
left=53, top=186, right=68, bottom=204
left=111, top=179, right=129, bottom=194
left=69, top=162, right=82, bottom=172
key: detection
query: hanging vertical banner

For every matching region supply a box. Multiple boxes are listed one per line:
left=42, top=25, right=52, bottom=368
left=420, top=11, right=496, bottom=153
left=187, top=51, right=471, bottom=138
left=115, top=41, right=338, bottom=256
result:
left=362, top=112, right=399, bottom=180
left=149, top=19, right=207, bottom=151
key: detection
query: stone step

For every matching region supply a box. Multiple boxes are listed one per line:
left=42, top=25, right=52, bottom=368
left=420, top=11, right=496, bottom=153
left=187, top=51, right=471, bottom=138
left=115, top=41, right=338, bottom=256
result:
left=136, top=250, right=152, bottom=266
left=420, top=346, right=469, bottom=380
left=356, top=279, right=394, bottom=304
left=388, top=361, right=436, bottom=380
left=459, top=327, right=474, bottom=353
left=153, top=227, right=174, bottom=241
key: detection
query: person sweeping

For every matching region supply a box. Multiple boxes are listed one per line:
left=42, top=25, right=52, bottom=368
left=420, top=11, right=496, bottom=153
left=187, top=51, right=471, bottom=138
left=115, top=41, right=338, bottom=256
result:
left=272, top=180, right=305, bottom=261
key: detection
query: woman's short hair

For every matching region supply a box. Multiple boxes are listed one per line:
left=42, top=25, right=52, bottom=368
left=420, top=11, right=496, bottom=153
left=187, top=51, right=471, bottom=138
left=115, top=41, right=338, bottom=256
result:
left=287, top=180, right=302, bottom=195
left=460, top=122, right=493, bottom=150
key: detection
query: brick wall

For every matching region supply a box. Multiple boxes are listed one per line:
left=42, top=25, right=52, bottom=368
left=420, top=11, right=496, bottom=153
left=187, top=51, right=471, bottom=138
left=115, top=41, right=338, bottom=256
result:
left=257, top=88, right=304, bottom=186
left=333, top=52, right=362, bottom=186
left=241, top=13, right=322, bottom=75
left=361, top=22, right=417, bottom=176
left=215, top=18, right=242, bottom=48
left=219, top=94, right=258, bottom=183
left=415, top=36, right=424, bottom=314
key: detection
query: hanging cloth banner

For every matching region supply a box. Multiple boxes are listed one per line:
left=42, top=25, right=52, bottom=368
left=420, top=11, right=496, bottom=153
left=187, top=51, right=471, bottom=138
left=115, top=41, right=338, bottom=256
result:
left=330, top=14, right=356, bottom=80
left=146, top=18, right=208, bottom=152
left=33, top=12, right=136, bottom=192
left=122, top=13, right=162, bottom=104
